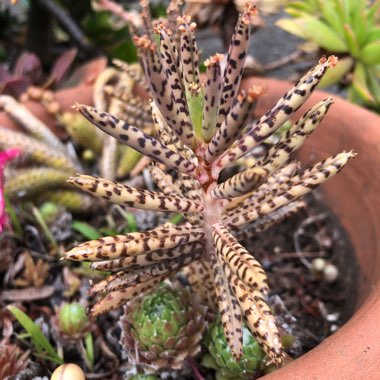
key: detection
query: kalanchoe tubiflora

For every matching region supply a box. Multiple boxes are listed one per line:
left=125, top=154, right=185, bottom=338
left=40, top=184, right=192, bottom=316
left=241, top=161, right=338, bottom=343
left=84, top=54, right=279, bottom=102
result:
left=64, top=1, right=355, bottom=365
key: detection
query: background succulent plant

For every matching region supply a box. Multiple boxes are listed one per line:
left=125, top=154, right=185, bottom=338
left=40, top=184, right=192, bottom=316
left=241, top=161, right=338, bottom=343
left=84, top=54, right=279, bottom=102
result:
left=0, top=61, right=153, bottom=213
left=64, top=0, right=354, bottom=369
left=119, top=282, right=207, bottom=373
left=276, top=0, right=380, bottom=110
left=0, top=343, right=30, bottom=379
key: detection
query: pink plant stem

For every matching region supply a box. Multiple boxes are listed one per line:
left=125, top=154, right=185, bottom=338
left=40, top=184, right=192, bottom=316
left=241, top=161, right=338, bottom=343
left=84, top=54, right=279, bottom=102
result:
left=187, top=358, right=205, bottom=380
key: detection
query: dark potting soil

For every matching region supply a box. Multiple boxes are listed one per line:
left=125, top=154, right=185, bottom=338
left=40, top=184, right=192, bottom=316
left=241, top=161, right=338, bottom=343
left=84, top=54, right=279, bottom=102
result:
left=244, top=191, right=358, bottom=360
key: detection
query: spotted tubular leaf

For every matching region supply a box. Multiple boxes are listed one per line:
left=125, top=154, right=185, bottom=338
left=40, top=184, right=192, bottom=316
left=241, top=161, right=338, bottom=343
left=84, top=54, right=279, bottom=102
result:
left=206, top=87, right=261, bottom=164
left=73, top=104, right=205, bottom=180
left=92, top=250, right=202, bottom=294
left=67, top=174, right=204, bottom=214
left=228, top=273, right=282, bottom=365
left=216, top=3, right=258, bottom=129
left=212, top=223, right=268, bottom=294
left=212, top=56, right=338, bottom=178
left=225, top=151, right=355, bottom=227
left=91, top=241, right=205, bottom=271
left=156, top=23, right=195, bottom=146
left=65, top=225, right=205, bottom=261
left=210, top=250, right=244, bottom=360
left=177, top=15, right=203, bottom=138
left=88, top=276, right=167, bottom=318
left=233, top=201, right=306, bottom=241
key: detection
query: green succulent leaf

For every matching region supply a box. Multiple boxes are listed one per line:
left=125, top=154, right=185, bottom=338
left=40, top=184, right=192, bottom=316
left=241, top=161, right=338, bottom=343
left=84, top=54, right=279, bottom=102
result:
left=367, top=27, right=380, bottom=44
left=352, top=11, right=368, bottom=47
left=280, top=16, right=348, bottom=52
left=188, top=90, right=204, bottom=140
left=316, top=0, right=345, bottom=37
left=332, top=0, right=348, bottom=24
left=318, top=56, right=354, bottom=87
left=361, top=41, right=380, bottom=65
left=275, top=18, right=307, bottom=39
left=285, top=1, right=317, bottom=14
left=352, top=63, right=375, bottom=103
left=367, top=67, right=380, bottom=104
left=342, top=24, right=360, bottom=57
left=367, top=1, right=380, bottom=27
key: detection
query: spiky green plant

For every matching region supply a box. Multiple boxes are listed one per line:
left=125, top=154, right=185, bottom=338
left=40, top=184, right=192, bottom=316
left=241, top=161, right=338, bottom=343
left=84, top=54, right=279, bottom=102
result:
left=64, top=1, right=354, bottom=366
left=276, top=0, right=380, bottom=110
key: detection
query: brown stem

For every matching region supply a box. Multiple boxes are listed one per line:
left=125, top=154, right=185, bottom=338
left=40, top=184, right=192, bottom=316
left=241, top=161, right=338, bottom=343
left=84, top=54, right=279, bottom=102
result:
left=37, top=0, right=95, bottom=54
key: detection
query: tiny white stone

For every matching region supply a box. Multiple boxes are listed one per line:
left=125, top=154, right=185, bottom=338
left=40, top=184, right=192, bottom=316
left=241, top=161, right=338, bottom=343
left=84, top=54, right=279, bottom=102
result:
left=326, top=313, right=339, bottom=322
left=311, top=258, right=326, bottom=272
left=323, top=263, right=339, bottom=282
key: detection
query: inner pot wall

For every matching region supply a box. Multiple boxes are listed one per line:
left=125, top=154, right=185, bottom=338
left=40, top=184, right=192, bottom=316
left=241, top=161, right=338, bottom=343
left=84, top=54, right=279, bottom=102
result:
left=241, top=78, right=380, bottom=380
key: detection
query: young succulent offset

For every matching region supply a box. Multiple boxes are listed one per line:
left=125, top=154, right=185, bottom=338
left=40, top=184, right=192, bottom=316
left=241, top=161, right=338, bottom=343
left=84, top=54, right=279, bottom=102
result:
left=119, top=283, right=207, bottom=373
left=64, top=1, right=354, bottom=365
left=202, top=317, right=268, bottom=380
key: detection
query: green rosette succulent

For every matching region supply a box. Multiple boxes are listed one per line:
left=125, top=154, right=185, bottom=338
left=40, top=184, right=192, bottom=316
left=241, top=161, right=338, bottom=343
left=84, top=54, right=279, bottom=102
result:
left=202, top=317, right=268, bottom=380
left=119, top=283, right=207, bottom=373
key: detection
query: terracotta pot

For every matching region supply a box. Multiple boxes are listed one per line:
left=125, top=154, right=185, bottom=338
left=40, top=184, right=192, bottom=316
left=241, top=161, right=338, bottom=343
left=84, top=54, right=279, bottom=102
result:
left=240, top=77, right=380, bottom=380
left=0, top=83, right=94, bottom=137
left=0, top=57, right=106, bottom=136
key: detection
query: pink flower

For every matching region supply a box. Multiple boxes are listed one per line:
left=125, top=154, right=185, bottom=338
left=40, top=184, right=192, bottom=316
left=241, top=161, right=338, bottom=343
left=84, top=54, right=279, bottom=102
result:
left=0, top=148, right=21, bottom=233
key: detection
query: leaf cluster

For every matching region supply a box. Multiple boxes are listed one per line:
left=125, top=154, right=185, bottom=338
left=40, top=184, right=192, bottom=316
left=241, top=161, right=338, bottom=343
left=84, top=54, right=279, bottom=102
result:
left=277, top=0, right=380, bottom=110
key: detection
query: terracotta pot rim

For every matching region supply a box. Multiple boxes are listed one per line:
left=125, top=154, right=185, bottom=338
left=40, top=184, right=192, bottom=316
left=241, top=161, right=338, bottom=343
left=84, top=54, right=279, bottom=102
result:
left=244, top=77, right=380, bottom=380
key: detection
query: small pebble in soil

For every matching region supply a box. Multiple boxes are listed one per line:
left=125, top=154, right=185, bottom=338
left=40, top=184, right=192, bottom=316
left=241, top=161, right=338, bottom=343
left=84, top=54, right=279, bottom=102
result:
left=50, top=364, right=85, bottom=380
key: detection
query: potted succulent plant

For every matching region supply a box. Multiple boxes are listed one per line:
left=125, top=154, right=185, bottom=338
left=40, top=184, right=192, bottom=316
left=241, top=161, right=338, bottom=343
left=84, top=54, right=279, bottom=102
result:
left=1, top=1, right=380, bottom=379
left=59, top=2, right=380, bottom=379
